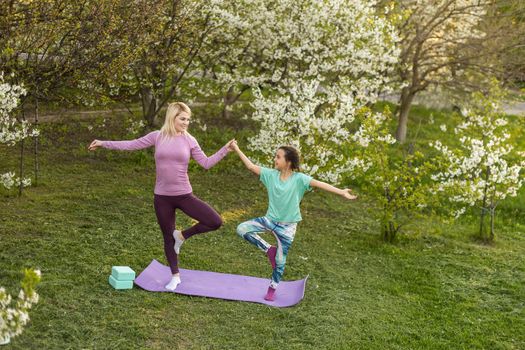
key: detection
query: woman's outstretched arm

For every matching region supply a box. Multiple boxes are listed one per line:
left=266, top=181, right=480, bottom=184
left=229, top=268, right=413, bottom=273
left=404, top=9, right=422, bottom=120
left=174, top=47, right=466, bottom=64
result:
left=310, top=179, right=357, bottom=200
left=190, top=137, right=235, bottom=170
left=231, top=140, right=260, bottom=176
left=88, top=131, right=158, bottom=151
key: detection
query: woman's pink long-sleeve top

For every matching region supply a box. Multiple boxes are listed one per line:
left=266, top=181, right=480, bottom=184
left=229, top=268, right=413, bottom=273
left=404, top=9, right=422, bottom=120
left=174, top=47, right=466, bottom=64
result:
left=102, top=131, right=229, bottom=196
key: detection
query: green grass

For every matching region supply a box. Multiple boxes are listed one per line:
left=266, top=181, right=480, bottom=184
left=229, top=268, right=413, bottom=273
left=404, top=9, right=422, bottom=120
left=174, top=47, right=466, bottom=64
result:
left=0, top=104, right=524, bottom=349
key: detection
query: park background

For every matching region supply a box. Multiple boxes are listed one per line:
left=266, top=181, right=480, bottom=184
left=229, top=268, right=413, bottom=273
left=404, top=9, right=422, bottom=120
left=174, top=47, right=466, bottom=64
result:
left=1, top=1, right=524, bottom=349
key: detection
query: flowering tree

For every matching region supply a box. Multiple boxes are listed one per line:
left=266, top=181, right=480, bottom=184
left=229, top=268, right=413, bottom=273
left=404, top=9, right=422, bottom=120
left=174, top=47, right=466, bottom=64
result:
left=0, top=73, right=38, bottom=193
left=89, top=0, right=223, bottom=126
left=188, top=0, right=400, bottom=121
left=1, top=0, right=146, bottom=185
left=387, top=0, right=491, bottom=142
left=186, top=0, right=290, bottom=118
left=209, top=0, right=400, bottom=184
left=0, top=269, right=41, bottom=345
left=431, top=88, right=525, bottom=241
left=345, top=107, right=438, bottom=241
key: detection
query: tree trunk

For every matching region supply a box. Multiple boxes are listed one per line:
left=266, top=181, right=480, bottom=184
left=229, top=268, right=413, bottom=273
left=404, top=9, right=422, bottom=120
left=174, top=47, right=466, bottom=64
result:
left=382, top=220, right=397, bottom=243
left=141, top=87, right=158, bottom=127
left=18, top=110, right=25, bottom=197
left=479, top=168, right=490, bottom=241
left=381, top=200, right=397, bottom=242
left=489, top=206, right=495, bottom=242
left=222, top=85, right=248, bottom=119
left=479, top=207, right=487, bottom=239
left=34, top=95, right=39, bottom=186
left=222, top=86, right=235, bottom=119
left=395, top=87, right=416, bottom=143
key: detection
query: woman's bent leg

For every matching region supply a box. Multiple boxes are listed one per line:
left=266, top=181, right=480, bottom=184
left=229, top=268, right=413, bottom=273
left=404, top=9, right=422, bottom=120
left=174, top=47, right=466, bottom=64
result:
left=177, top=194, right=223, bottom=239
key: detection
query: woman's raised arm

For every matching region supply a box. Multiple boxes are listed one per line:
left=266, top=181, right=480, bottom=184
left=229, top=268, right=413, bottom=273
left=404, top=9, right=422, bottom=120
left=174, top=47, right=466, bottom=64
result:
left=88, top=131, right=158, bottom=151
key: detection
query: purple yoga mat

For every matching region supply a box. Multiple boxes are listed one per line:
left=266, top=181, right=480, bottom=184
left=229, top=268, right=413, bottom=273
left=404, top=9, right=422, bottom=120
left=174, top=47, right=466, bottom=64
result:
left=134, top=259, right=307, bottom=307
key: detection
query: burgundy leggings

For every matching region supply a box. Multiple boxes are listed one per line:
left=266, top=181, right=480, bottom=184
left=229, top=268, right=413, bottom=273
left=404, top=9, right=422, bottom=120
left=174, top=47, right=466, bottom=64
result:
left=154, top=193, right=223, bottom=274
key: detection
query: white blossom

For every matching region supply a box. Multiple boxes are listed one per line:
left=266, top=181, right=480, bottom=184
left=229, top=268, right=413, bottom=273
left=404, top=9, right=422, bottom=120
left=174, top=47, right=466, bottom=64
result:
left=431, top=93, right=525, bottom=221
left=0, top=269, right=41, bottom=341
left=0, top=72, right=37, bottom=191
left=1, top=172, right=32, bottom=190
left=197, top=1, right=399, bottom=183
left=126, top=119, right=146, bottom=136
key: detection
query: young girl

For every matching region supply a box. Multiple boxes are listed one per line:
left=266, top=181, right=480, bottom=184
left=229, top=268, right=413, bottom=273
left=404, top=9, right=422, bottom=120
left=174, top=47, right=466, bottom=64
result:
left=89, top=102, right=235, bottom=291
left=231, top=141, right=357, bottom=301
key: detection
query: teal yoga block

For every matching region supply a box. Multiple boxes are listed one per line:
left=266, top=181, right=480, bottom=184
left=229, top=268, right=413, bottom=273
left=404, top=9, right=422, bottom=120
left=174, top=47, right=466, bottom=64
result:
left=109, top=275, right=133, bottom=290
left=111, top=266, right=136, bottom=281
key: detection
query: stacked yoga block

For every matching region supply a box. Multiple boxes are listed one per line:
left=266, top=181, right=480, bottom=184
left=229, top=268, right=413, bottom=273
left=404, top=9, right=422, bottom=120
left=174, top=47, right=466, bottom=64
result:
left=108, top=266, right=136, bottom=290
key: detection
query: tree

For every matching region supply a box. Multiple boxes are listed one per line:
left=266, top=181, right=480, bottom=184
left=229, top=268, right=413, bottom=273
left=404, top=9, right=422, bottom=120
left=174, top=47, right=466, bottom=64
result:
left=231, top=0, right=400, bottom=185
left=344, top=107, right=438, bottom=241
left=0, top=73, right=37, bottom=195
left=0, top=0, right=140, bottom=184
left=480, top=0, right=525, bottom=88
left=186, top=0, right=285, bottom=118
left=430, top=85, right=525, bottom=241
left=0, top=0, right=138, bottom=103
left=188, top=1, right=402, bottom=121
left=387, top=0, right=495, bottom=143
left=94, top=0, right=220, bottom=126
left=0, top=269, right=41, bottom=346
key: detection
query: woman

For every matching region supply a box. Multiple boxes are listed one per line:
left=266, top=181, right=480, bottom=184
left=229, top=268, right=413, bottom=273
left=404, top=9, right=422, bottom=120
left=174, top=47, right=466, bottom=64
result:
left=89, top=102, right=234, bottom=290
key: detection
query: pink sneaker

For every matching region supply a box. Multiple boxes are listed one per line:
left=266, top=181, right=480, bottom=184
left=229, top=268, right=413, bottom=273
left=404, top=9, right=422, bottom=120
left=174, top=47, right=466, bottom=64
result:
left=264, top=286, right=276, bottom=301
left=266, top=246, right=277, bottom=269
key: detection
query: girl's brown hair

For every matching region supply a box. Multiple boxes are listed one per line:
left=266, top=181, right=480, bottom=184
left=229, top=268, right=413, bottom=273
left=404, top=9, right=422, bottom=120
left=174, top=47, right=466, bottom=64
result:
left=278, top=145, right=300, bottom=171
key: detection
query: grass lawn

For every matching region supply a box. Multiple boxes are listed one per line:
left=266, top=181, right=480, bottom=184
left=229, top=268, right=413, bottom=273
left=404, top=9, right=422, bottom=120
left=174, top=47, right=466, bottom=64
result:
left=1, top=104, right=524, bottom=349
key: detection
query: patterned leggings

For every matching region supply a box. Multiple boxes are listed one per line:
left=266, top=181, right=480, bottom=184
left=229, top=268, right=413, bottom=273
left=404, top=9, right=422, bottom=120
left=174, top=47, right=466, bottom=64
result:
left=236, top=216, right=297, bottom=289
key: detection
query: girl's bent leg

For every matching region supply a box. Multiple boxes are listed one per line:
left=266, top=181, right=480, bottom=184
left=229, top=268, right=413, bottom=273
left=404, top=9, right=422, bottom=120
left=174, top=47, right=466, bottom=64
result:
left=154, top=195, right=179, bottom=274
left=236, top=217, right=273, bottom=252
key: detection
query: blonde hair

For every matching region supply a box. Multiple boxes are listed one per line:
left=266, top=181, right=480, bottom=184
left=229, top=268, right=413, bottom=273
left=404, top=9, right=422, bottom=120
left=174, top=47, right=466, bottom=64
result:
left=160, top=102, right=191, bottom=138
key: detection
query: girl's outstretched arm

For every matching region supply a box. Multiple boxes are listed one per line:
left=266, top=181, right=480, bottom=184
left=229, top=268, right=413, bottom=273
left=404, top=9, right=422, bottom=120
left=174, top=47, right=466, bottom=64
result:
left=310, top=179, right=357, bottom=200
left=231, top=141, right=261, bottom=176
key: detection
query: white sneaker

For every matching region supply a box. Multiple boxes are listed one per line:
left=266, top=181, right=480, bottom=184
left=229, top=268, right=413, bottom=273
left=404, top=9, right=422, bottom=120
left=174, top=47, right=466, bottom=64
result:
left=173, top=229, right=184, bottom=255
left=165, top=275, right=181, bottom=291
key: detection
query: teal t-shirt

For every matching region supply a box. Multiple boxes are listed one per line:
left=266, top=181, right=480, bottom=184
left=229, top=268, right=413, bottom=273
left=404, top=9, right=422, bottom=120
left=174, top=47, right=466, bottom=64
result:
left=259, top=167, right=313, bottom=223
